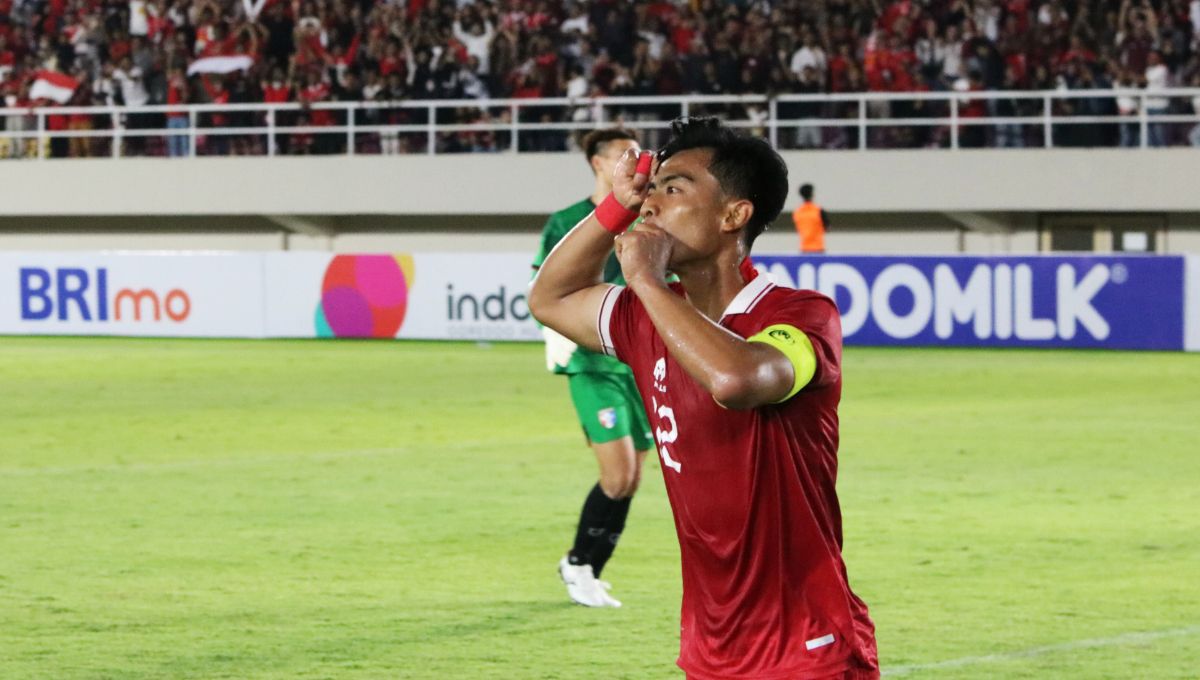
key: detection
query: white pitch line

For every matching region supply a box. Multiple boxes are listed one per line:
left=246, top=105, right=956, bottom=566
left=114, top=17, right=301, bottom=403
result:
left=884, top=625, right=1200, bottom=676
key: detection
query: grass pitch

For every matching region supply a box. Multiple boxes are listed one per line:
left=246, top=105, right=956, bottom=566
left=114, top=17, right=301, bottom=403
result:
left=0, top=338, right=1197, bottom=679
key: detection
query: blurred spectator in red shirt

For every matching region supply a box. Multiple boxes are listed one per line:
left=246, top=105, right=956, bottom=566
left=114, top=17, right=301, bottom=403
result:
left=199, top=74, right=229, bottom=155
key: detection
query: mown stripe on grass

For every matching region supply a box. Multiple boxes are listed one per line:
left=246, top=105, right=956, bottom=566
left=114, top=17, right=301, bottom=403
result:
left=884, top=625, right=1200, bottom=676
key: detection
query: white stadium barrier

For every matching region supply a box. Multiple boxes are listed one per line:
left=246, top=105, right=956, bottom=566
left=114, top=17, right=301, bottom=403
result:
left=2, top=89, right=1199, bottom=157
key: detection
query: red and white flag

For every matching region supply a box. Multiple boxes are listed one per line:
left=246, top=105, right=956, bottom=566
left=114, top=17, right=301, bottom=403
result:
left=30, top=71, right=79, bottom=104
left=187, top=55, right=255, bottom=76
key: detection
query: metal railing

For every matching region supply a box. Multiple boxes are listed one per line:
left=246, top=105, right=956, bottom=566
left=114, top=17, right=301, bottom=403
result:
left=1, top=88, right=1198, bottom=158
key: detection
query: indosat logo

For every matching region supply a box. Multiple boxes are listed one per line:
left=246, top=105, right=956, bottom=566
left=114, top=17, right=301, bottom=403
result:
left=19, top=267, right=191, bottom=324
left=315, top=254, right=414, bottom=338
left=766, top=261, right=1115, bottom=341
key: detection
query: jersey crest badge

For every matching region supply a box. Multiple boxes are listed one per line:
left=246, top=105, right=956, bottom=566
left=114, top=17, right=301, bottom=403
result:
left=598, top=408, right=618, bottom=429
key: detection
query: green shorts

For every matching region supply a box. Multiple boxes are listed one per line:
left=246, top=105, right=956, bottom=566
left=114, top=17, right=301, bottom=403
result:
left=567, top=372, right=654, bottom=452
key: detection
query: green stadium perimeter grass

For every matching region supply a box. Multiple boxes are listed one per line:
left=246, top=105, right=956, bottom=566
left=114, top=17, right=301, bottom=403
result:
left=1, top=338, right=1197, bottom=679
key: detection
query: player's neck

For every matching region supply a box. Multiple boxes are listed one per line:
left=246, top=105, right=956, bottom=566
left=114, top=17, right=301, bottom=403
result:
left=674, top=253, right=749, bottom=321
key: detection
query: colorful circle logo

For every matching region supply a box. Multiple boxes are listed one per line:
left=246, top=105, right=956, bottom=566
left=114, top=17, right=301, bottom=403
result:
left=315, top=254, right=415, bottom=338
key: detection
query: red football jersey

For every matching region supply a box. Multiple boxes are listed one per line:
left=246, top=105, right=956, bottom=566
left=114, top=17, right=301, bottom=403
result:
left=597, top=274, right=879, bottom=679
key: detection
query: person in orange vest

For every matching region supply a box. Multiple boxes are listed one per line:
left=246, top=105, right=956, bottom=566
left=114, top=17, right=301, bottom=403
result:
left=792, top=183, right=830, bottom=253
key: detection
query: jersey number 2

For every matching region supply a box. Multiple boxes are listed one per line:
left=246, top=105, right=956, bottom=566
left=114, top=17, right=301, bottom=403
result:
left=651, top=395, right=682, bottom=473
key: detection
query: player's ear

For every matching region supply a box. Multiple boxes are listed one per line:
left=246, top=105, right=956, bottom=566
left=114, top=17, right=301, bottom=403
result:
left=721, top=199, right=754, bottom=235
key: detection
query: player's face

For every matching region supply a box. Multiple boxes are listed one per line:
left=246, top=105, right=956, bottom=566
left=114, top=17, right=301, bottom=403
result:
left=641, top=148, right=734, bottom=267
left=594, top=139, right=640, bottom=188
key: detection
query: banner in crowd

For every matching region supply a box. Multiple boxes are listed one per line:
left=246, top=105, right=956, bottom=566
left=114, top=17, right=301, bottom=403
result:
left=29, top=71, right=79, bottom=104
left=186, top=55, right=255, bottom=76
left=1, top=252, right=1196, bottom=351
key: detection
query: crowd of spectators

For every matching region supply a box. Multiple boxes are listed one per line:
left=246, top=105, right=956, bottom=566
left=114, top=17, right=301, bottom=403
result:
left=2, top=0, right=1199, bottom=156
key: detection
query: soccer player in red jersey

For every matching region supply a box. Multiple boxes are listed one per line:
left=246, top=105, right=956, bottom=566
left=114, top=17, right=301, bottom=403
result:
left=529, top=117, right=879, bottom=680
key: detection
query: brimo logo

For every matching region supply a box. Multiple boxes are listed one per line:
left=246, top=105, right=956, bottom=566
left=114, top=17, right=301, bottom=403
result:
left=767, top=262, right=1110, bottom=341
left=19, top=267, right=192, bottom=323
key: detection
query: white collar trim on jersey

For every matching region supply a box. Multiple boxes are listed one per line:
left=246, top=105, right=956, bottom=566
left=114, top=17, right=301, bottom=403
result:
left=721, top=272, right=775, bottom=319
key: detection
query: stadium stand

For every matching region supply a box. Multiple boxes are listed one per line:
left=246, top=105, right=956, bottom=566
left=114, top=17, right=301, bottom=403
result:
left=1, top=0, right=1199, bottom=156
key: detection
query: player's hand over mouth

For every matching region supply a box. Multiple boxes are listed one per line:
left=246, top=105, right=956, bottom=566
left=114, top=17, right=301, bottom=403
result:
left=614, top=223, right=674, bottom=290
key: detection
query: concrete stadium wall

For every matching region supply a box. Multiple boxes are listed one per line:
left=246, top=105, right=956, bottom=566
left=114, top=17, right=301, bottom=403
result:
left=6, top=213, right=1198, bottom=255
left=0, top=218, right=1035, bottom=254
left=0, top=150, right=1197, bottom=255
left=1, top=150, right=1199, bottom=215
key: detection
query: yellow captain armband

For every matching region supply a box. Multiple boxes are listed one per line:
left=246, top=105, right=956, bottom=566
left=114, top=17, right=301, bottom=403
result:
left=747, top=324, right=817, bottom=403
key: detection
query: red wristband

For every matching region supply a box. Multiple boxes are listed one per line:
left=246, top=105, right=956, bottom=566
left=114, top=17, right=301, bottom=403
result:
left=595, top=193, right=639, bottom=235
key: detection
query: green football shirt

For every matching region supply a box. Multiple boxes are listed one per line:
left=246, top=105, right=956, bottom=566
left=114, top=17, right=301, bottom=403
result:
left=532, top=198, right=631, bottom=376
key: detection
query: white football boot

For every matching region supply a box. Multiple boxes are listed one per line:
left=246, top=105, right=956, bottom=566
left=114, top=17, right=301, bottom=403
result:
left=558, top=557, right=621, bottom=608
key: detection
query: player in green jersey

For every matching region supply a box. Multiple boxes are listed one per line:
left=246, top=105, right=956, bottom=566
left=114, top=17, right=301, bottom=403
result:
left=532, top=128, right=653, bottom=608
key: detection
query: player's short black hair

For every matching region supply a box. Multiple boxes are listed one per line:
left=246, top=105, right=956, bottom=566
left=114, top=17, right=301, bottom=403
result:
left=799, top=183, right=814, bottom=201
left=656, top=116, right=789, bottom=249
left=580, top=128, right=638, bottom=162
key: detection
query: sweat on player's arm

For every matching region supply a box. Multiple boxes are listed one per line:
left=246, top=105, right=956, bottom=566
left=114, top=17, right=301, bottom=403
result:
left=600, top=268, right=825, bottom=410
